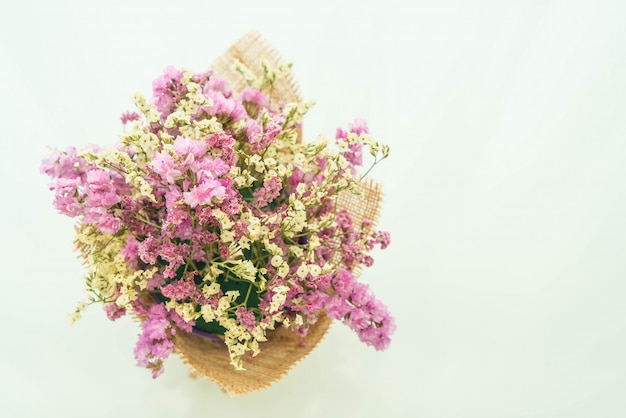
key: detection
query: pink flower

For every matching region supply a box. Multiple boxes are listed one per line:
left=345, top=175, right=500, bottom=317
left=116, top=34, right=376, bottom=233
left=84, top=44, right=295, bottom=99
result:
left=82, top=208, right=121, bottom=234
left=120, top=111, right=140, bottom=125
left=120, top=235, right=140, bottom=266
left=300, top=291, right=329, bottom=315
left=41, top=146, right=86, bottom=180
left=161, top=277, right=198, bottom=300
left=335, top=127, right=347, bottom=141
left=192, top=156, right=230, bottom=180
left=202, top=90, right=246, bottom=121
left=173, top=136, right=207, bottom=158
left=158, top=240, right=191, bottom=278
left=348, top=118, right=369, bottom=135
left=336, top=210, right=353, bottom=230
left=330, top=269, right=355, bottom=298
left=345, top=307, right=369, bottom=330
left=359, top=255, right=374, bottom=267
left=191, top=70, right=213, bottom=84
left=240, top=87, right=268, bottom=109
left=138, top=236, right=159, bottom=265
left=370, top=230, right=391, bottom=250
left=167, top=308, right=194, bottom=333
left=236, top=307, right=257, bottom=333
left=326, top=276, right=396, bottom=351
left=335, top=119, right=368, bottom=166
left=183, top=178, right=226, bottom=207
left=151, top=151, right=183, bottom=184
left=252, top=176, right=282, bottom=207
left=205, top=132, right=236, bottom=164
left=152, top=66, right=184, bottom=115
left=244, top=112, right=284, bottom=153
left=344, top=143, right=363, bottom=166
left=85, top=169, right=120, bottom=208
left=356, top=316, right=395, bottom=351
left=205, top=76, right=231, bottom=95
left=244, top=118, right=262, bottom=145
left=49, top=177, right=84, bottom=217
left=326, top=296, right=351, bottom=320
left=146, top=273, right=165, bottom=291
left=103, top=302, right=126, bottom=321
left=133, top=303, right=176, bottom=378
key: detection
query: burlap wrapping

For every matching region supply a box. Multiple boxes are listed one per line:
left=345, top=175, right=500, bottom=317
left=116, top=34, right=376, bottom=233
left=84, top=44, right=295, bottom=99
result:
left=212, top=31, right=302, bottom=107
left=76, top=31, right=384, bottom=395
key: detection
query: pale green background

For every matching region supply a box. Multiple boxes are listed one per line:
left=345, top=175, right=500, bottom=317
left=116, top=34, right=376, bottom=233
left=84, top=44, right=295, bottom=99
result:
left=1, top=0, right=625, bottom=417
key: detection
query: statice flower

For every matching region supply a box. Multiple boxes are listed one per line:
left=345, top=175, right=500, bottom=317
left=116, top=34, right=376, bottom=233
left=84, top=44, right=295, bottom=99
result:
left=43, top=61, right=395, bottom=379
left=252, top=176, right=282, bottom=207
left=103, top=302, right=126, bottom=321
left=152, top=65, right=184, bottom=116
left=133, top=304, right=177, bottom=378
left=240, top=87, right=269, bottom=115
left=120, top=111, right=140, bottom=125
left=327, top=269, right=396, bottom=351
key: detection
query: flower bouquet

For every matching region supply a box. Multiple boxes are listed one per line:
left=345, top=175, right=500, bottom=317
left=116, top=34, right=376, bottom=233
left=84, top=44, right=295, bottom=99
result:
left=42, top=32, right=395, bottom=394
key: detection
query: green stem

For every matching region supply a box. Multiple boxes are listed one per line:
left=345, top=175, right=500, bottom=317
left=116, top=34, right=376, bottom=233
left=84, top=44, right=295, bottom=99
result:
left=359, top=157, right=379, bottom=181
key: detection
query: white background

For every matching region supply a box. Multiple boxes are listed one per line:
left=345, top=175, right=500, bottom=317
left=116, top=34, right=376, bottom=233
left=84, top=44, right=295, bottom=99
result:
left=1, top=1, right=626, bottom=417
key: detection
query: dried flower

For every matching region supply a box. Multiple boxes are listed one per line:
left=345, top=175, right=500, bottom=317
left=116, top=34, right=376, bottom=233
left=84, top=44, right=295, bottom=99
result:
left=43, top=60, right=394, bottom=378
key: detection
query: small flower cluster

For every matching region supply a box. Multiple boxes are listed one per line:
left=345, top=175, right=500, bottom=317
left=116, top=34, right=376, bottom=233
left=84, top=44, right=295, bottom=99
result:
left=42, top=61, right=394, bottom=378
